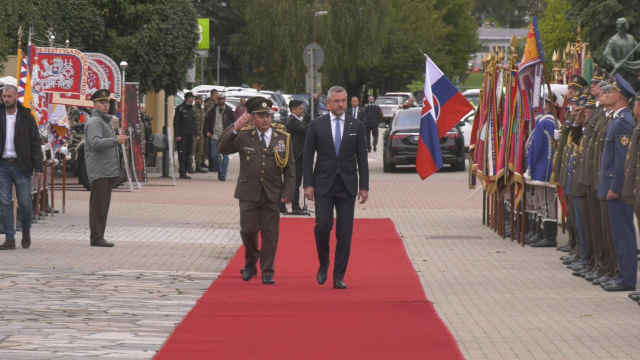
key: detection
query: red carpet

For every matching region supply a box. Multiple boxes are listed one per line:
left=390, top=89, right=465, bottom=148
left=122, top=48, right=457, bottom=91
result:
left=155, top=218, right=464, bottom=359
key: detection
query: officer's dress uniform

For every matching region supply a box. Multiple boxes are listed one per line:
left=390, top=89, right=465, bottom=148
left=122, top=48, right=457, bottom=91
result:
left=525, top=112, right=558, bottom=246
left=217, top=98, right=295, bottom=283
left=190, top=100, right=207, bottom=173
left=622, top=111, right=640, bottom=234
left=598, top=103, right=637, bottom=291
left=552, top=114, right=577, bottom=250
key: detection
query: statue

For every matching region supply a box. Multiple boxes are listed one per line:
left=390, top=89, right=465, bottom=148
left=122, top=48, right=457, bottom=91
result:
left=603, top=18, right=640, bottom=90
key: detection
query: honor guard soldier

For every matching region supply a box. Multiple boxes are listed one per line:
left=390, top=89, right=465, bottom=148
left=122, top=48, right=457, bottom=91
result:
left=525, top=92, right=559, bottom=247
left=597, top=74, right=637, bottom=292
left=217, top=97, right=295, bottom=285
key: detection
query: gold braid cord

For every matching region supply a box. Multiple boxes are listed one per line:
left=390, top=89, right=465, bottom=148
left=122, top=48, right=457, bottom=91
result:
left=274, top=131, right=290, bottom=173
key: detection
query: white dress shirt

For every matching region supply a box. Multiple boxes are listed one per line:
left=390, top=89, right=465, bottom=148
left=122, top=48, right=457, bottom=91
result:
left=3, top=111, right=17, bottom=158
left=350, top=107, right=358, bottom=118
left=257, top=127, right=273, bottom=148
left=330, top=112, right=344, bottom=145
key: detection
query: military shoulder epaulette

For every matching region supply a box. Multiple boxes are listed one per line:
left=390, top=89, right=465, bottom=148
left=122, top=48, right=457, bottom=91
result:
left=271, top=123, right=286, bottom=129
left=275, top=127, right=290, bottom=136
left=241, top=124, right=255, bottom=131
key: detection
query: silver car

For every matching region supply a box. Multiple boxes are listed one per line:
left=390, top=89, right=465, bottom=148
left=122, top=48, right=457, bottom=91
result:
left=376, top=96, right=404, bottom=121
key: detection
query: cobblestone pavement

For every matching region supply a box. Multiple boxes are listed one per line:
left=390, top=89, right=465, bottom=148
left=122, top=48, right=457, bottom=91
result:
left=1, top=149, right=639, bottom=359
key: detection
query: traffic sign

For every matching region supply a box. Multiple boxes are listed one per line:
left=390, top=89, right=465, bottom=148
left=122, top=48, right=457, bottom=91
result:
left=303, top=43, right=324, bottom=71
left=196, top=50, right=209, bottom=57
left=305, top=72, right=322, bottom=94
left=197, top=18, right=210, bottom=50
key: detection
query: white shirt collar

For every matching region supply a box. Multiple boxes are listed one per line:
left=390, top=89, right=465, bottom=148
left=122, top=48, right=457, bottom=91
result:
left=613, top=107, right=625, bottom=118
left=330, top=112, right=343, bottom=122
left=292, top=113, right=301, bottom=121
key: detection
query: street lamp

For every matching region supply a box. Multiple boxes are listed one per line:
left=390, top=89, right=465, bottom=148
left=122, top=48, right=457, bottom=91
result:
left=313, top=11, right=328, bottom=43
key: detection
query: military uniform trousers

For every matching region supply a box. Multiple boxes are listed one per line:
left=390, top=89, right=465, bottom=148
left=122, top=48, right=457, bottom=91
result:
left=89, top=177, right=115, bottom=244
left=586, top=189, right=606, bottom=274
left=176, top=136, right=193, bottom=175
left=565, top=193, right=578, bottom=253
left=239, top=187, right=281, bottom=277
left=292, top=156, right=304, bottom=211
left=607, top=198, right=638, bottom=287
left=572, top=195, right=589, bottom=266
left=190, top=135, right=205, bottom=165
left=600, top=199, right=618, bottom=278
left=532, top=185, right=556, bottom=220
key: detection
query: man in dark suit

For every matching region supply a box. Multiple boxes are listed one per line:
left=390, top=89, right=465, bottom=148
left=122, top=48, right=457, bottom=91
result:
left=346, top=96, right=365, bottom=123
left=303, top=86, right=369, bottom=289
left=285, top=99, right=308, bottom=214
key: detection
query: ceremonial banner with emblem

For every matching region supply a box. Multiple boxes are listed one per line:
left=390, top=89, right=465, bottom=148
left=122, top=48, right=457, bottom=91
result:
left=517, top=17, right=545, bottom=122
left=416, top=57, right=474, bottom=180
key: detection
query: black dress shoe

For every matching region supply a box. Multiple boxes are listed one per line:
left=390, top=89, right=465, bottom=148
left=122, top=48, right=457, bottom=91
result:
left=562, top=258, right=577, bottom=265
left=630, top=294, right=640, bottom=301
left=262, top=276, right=275, bottom=285
left=569, top=264, right=583, bottom=271
left=242, top=265, right=256, bottom=281
left=317, top=266, right=327, bottom=285
left=585, top=273, right=601, bottom=281
left=629, top=291, right=640, bottom=298
left=572, top=268, right=589, bottom=277
left=581, top=270, right=596, bottom=278
left=179, top=174, right=191, bottom=179
left=560, top=255, right=574, bottom=261
left=530, top=239, right=557, bottom=247
left=218, top=174, right=226, bottom=181
left=592, top=276, right=611, bottom=285
left=21, top=229, right=31, bottom=249
left=601, top=279, right=617, bottom=288
left=239, top=268, right=257, bottom=275
left=604, top=283, right=636, bottom=292
left=333, top=279, right=346, bottom=289
left=91, top=239, right=114, bottom=247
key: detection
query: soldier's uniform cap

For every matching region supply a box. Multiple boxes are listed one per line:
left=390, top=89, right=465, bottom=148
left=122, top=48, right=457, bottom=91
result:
left=585, top=95, right=596, bottom=107
left=91, top=89, right=111, bottom=102
left=590, top=68, right=604, bottom=83
left=570, top=94, right=579, bottom=103
left=577, top=94, right=588, bottom=108
left=610, top=73, right=636, bottom=98
left=195, top=94, right=203, bottom=100
left=246, top=96, right=273, bottom=114
left=617, top=18, right=628, bottom=25
left=568, top=75, right=589, bottom=89
left=599, top=81, right=611, bottom=90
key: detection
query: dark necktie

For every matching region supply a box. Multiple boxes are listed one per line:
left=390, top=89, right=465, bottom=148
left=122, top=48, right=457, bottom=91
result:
left=334, top=118, right=342, bottom=155
left=261, top=133, right=267, bottom=148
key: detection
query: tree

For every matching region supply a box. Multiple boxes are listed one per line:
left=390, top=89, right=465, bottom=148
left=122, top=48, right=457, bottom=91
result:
left=0, top=0, right=198, bottom=95
left=473, top=0, right=534, bottom=28
left=538, top=0, right=576, bottom=70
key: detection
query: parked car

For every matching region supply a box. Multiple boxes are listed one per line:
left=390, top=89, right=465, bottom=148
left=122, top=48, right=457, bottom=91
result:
left=225, top=94, right=281, bottom=123
left=382, top=108, right=465, bottom=173
left=458, top=110, right=475, bottom=152
left=376, top=96, right=404, bottom=123
left=461, top=89, right=479, bottom=109
left=191, top=85, right=225, bottom=98
left=385, top=92, right=415, bottom=105
left=259, top=90, right=289, bottom=121
left=290, top=94, right=328, bottom=117
left=224, top=86, right=257, bottom=93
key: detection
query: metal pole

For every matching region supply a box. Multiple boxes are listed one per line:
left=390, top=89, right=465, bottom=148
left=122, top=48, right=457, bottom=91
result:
left=50, top=159, right=54, bottom=217
left=62, top=155, right=66, bottom=214
left=162, top=94, right=170, bottom=177
left=310, top=48, right=315, bottom=121
left=216, top=45, right=220, bottom=85
left=200, top=56, right=204, bottom=86
left=314, top=16, right=318, bottom=43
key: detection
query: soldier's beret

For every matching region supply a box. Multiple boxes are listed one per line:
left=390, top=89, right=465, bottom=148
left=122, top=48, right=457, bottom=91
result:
left=91, top=89, right=110, bottom=102
left=246, top=96, right=272, bottom=114
left=611, top=73, right=636, bottom=99
left=568, top=75, right=589, bottom=89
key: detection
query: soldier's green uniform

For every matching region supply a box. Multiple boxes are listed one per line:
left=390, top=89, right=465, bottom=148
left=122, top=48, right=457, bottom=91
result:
left=190, top=96, right=207, bottom=173
left=217, top=97, right=295, bottom=284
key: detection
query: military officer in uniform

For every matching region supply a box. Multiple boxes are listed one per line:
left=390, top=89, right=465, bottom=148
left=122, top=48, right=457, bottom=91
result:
left=218, top=97, right=295, bottom=285
left=173, top=92, right=198, bottom=179
left=190, top=95, right=208, bottom=173
left=597, top=74, right=637, bottom=292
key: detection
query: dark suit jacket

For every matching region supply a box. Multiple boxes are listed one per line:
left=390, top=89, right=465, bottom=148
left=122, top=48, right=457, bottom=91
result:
left=0, top=103, right=43, bottom=174
left=303, top=113, right=369, bottom=197
left=285, top=114, right=308, bottom=159
left=346, top=107, right=365, bottom=123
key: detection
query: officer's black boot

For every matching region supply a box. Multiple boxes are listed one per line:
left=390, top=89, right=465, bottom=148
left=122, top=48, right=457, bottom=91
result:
left=187, top=163, right=196, bottom=174
left=525, top=216, right=543, bottom=245
left=525, top=212, right=536, bottom=239
left=531, top=219, right=558, bottom=247
left=504, top=208, right=511, bottom=235
left=196, top=165, right=208, bottom=173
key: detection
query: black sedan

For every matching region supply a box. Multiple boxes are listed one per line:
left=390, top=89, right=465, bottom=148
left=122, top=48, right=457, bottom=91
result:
left=382, top=108, right=465, bottom=172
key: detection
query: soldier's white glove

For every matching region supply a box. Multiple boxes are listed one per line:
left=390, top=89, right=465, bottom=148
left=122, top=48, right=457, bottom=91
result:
left=553, top=130, right=560, bottom=140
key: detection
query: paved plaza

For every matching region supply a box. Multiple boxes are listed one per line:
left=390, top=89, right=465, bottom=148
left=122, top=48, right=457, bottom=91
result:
left=1, top=150, right=639, bottom=359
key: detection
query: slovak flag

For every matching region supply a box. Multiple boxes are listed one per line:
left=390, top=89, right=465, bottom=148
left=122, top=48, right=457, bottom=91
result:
left=417, top=57, right=474, bottom=180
